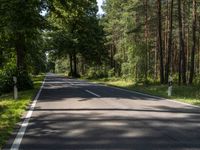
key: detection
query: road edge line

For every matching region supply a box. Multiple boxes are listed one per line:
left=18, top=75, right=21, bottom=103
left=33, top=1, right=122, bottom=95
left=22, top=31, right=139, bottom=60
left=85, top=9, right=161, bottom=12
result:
left=104, top=85, right=200, bottom=109
left=10, top=75, right=46, bottom=150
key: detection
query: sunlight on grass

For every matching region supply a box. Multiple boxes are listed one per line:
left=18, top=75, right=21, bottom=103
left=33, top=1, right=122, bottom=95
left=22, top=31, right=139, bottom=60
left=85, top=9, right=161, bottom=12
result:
left=91, top=78, right=200, bottom=106
left=0, top=75, right=45, bottom=148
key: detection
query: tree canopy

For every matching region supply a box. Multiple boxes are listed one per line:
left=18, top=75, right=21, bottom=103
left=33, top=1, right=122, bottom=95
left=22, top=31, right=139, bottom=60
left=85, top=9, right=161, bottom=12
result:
left=0, top=0, right=200, bottom=95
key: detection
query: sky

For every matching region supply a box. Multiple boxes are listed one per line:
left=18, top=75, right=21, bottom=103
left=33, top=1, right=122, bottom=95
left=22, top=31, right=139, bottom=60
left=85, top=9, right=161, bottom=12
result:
left=40, top=1, right=105, bottom=16
left=97, top=0, right=104, bottom=15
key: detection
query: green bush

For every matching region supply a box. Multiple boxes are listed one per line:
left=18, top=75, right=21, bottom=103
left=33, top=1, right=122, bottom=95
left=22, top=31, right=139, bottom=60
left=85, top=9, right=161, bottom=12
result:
left=86, top=67, right=108, bottom=79
left=0, top=65, right=33, bottom=95
left=0, top=65, right=16, bottom=94
left=108, top=68, right=115, bottom=77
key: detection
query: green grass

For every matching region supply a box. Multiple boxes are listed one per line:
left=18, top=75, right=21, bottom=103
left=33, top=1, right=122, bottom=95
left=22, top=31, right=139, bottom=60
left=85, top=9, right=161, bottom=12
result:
left=90, top=78, right=200, bottom=106
left=0, top=75, right=45, bottom=149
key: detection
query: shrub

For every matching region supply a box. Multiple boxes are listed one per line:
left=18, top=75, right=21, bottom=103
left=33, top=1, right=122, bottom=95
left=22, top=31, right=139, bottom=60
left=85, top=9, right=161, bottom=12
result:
left=86, top=67, right=107, bottom=79
left=108, top=68, right=115, bottom=77
left=0, top=65, right=33, bottom=95
left=0, top=65, right=16, bottom=94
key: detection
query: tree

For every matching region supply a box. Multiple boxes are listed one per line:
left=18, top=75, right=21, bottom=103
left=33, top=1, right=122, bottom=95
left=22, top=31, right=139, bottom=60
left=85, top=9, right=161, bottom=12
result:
left=49, top=0, right=106, bottom=77
left=157, top=0, right=164, bottom=84
left=178, top=0, right=187, bottom=85
left=165, top=0, right=174, bottom=83
left=102, top=0, right=200, bottom=85
left=0, top=0, right=48, bottom=90
left=189, top=0, right=197, bottom=84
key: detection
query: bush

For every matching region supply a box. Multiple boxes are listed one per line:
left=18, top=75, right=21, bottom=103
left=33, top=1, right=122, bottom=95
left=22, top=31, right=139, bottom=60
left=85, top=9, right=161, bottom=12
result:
left=108, top=68, right=115, bottom=77
left=86, top=67, right=107, bottom=79
left=0, top=65, right=33, bottom=95
left=0, top=65, right=16, bottom=94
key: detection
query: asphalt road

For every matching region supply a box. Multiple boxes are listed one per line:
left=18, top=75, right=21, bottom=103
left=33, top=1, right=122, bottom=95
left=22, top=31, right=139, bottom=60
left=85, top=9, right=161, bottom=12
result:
left=5, top=74, right=200, bottom=150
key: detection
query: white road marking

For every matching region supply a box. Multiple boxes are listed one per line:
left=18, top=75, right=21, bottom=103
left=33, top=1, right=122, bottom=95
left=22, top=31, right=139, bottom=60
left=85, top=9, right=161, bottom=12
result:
left=85, top=90, right=101, bottom=98
left=10, top=76, right=46, bottom=150
left=106, top=85, right=200, bottom=109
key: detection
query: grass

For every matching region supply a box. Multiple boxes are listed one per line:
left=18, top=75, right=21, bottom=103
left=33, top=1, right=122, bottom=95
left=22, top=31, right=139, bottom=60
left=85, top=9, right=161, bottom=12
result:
left=0, top=75, right=45, bottom=149
left=89, top=77, right=200, bottom=106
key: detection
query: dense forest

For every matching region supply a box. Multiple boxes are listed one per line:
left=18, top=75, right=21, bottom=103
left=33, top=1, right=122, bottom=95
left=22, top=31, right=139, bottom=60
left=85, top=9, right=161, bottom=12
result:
left=102, top=0, right=200, bottom=85
left=0, top=0, right=200, bottom=95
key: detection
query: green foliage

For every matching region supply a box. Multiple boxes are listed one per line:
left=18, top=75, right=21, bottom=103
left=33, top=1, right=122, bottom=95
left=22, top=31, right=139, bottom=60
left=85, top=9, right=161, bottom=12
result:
left=0, top=64, right=16, bottom=95
left=0, top=64, right=33, bottom=95
left=0, top=0, right=48, bottom=76
left=86, top=67, right=108, bottom=79
left=0, top=75, right=45, bottom=148
left=102, top=0, right=150, bottom=81
left=102, top=0, right=200, bottom=84
left=55, top=58, right=69, bottom=74
left=108, top=68, right=115, bottom=77
left=48, top=0, right=107, bottom=76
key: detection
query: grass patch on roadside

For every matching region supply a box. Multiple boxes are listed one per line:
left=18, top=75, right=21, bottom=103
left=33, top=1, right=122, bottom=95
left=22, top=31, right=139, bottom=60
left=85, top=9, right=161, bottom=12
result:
left=0, top=75, right=45, bottom=148
left=89, top=78, right=200, bottom=106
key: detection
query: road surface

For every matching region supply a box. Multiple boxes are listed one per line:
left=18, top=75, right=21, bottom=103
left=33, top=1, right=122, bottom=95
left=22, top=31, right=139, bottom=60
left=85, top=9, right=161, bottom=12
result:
left=5, top=74, right=200, bottom=150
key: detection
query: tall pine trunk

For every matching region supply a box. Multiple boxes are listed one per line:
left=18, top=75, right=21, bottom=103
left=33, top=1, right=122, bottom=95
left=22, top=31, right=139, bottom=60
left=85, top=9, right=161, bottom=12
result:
left=178, top=0, right=186, bottom=85
left=189, top=0, right=197, bottom=84
left=157, top=0, right=164, bottom=84
left=165, top=0, right=174, bottom=83
left=144, top=0, right=148, bottom=82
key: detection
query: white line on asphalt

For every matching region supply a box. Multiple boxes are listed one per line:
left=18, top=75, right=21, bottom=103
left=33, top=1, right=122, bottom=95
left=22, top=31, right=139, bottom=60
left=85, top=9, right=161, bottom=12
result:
left=85, top=90, right=101, bottom=98
left=10, top=76, right=46, bottom=150
left=106, top=86, right=200, bottom=109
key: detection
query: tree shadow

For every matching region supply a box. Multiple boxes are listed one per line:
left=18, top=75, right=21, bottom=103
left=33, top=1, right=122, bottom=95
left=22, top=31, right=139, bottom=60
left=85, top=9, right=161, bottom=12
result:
left=4, top=75, right=200, bottom=150
left=17, top=109, right=200, bottom=150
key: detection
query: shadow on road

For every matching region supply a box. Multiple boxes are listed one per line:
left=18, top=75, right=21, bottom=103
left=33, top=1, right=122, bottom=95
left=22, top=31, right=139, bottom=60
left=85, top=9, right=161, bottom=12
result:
left=21, top=110, right=200, bottom=150
left=7, top=75, right=200, bottom=150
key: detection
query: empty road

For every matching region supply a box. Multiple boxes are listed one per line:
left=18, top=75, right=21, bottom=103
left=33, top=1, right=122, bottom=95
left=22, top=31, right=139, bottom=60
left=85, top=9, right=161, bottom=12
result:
left=5, top=74, right=200, bottom=150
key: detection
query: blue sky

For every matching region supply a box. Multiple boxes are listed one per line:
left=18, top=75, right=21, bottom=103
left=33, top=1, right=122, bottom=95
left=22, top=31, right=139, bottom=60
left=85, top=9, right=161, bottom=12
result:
left=97, top=0, right=104, bottom=15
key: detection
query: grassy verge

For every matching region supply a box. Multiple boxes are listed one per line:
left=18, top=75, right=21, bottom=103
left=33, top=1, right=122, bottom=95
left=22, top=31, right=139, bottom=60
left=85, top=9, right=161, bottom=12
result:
left=0, top=75, right=45, bottom=148
left=89, top=78, right=200, bottom=106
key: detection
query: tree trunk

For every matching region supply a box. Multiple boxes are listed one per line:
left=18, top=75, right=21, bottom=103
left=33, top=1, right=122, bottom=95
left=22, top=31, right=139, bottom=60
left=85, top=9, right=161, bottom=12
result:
left=189, top=0, right=197, bottom=84
left=72, top=50, right=77, bottom=77
left=143, top=0, right=148, bottom=82
left=178, top=0, right=186, bottom=85
left=197, top=35, right=200, bottom=74
left=15, top=32, right=26, bottom=72
left=0, top=48, right=3, bottom=68
left=69, top=54, right=73, bottom=76
left=157, top=0, right=164, bottom=84
left=165, top=0, right=174, bottom=83
left=110, top=44, right=114, bottom=68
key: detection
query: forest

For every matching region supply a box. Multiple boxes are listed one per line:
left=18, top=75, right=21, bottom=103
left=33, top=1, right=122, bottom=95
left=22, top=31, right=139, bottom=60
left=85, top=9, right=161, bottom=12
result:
left=0, top=0, right=200, bottom=148
left=0, top=0, right=200, bottom=94
left=102, top=0, right=200, bottom=86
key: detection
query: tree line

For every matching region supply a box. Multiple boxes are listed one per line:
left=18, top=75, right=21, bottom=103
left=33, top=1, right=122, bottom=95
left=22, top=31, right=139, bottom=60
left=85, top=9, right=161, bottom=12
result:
left=0, top=0, right=200, bottom=95
left=102, top=0, right=200, bottom=85
left=0, top=0, right=105, bottom=94
left=48, top=0, right=106, bottom=77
